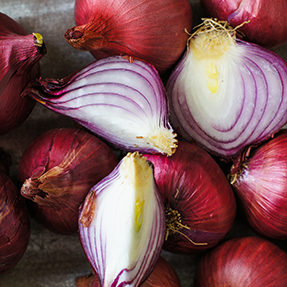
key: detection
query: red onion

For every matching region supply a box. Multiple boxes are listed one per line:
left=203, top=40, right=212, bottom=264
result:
left=79, top=152, right=165, bottom=287
left=144, top=141, right=236, bottom=253
left=0, top=171, right=30, bottom=272
left=201, top=0, right=287, bottom=47
left=26, top=56, right=177, bottom=156
left=64, top=0, right=192, bottom=73
left=167, top=18, right=287, bottom=158
left=75, top=257, right=181, bottom=287
left=229, top=131, right=287, bottom=239
left=0, top=13, right=46, bottom=134
left=194, top=236, right=287, bottom=286
left=18, top=128, right=118, bottom=234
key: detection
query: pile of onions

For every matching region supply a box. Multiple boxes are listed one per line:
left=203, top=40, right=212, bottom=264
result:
left=145, top=141, right=236, bottom=253
left=201, top=0, right=287, bottom=47
left=18, top=128, right=118, bottom=234
left=167, top=18, right=287, bottom=158
left=0, top=171, right=30, bottom=272
left=0, top=12, right=46, bottom=134
left=26, top=56, right=177, bottom=156
left=64, top=0, right=192, bottom=73
left=75, top=257, right=180, bottom=287
left=229, top=131, right=287, bottom=239
left=194, top=236, right=287, bottom=286
left=79, top=152, right=165, bottom=286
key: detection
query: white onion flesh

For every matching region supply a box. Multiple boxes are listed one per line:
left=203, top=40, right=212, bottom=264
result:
left=78, top=152, right=165, bottom=287
left=29, top=56, right=177, bottom=156
left=167, top=20, right=287, bottom=158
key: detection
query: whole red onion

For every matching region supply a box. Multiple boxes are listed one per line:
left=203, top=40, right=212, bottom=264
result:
left=201, top=0, right=287, bottom=47
left=0, top=13, right=46, bottom=134
left=230, top=131, right=287, bottom=239
left=0, top=171, right=30, bottom=273
left=75, top=257, right=181, bottom=287
left=18, top=128, right=118, bottom=234
left=65, top=0, right=192, bottom=73
left=145, top=141, right=236, bottom=253
left=194, top=236, right=287, bottom=286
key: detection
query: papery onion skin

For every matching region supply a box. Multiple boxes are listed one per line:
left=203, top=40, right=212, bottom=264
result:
left=201, top=0, right=287, bottom=47
left=65, top=0, right=192, bottom=73
left=18, top=128, right=118, bottom=234
left=167, top=19, right=287, bottom=159
left=75, top=257, right=181, bottom=287
left=79, top=152, right=165, bottom=287
left=26, top=56, right=177, bottom=156
left=194, top=236, right=287, bottom=287
left=145, top=141, right=236, bottom=253
left=0, top=13, right=46, bottom=134
left=0, top=172, right=30, bottom=273
left=230, top=131, right=287, bottom=239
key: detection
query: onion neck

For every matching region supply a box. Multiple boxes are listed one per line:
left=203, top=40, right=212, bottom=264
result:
left=21, top=178, right=48, bottom=201
left=188, top=19, right=237, bottom=60
left=65, top=23, right=107, bottom=51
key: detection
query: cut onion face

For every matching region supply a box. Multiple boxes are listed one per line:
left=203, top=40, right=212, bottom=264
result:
left=28, top=56, right=177, bottom=156
left=167, top=19, right=287, bottom=158
left=78, top=152, right=165, bottom=287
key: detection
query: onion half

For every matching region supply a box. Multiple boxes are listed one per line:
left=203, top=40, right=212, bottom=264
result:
left=27, top=56, right=177, bottom=156
left=167, top=19, right=287, bottom=158
left=79, top=152, right=165, bottom=286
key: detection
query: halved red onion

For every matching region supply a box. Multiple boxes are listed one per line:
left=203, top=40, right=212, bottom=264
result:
left=79, top=152, right=165, bottom=287
left=167, top=19, right=287, bottom=158
left=27, top=56, right=177, bottom=156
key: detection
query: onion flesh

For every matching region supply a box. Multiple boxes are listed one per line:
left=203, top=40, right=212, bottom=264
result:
left=167, top=19, right=287, bottom=158
left=79, top=152, right=165, bottom=287
left=26, top=56, right=177, bottom=156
